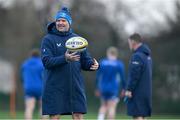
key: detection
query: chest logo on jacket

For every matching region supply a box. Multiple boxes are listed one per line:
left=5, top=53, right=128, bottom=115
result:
left=57, top=43, right=62, bottom=47
left=132, top=61, right=139, bottom=65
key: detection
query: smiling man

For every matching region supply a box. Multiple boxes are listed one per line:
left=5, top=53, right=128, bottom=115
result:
left=41, top=7, right=99, bottom=120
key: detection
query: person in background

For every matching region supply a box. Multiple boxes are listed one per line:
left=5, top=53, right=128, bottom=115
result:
left=95, top=46, right=126, bottom=120
left=21, top=49, right=44, bottom=120
left=125, top=33, right=152, bottom=120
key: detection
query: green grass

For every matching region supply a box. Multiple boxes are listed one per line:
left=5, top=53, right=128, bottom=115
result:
left=0, top=111, right=180, bottom=120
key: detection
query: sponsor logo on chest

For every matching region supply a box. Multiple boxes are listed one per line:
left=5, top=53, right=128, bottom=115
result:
left=56, top=43, right=62, bottom=47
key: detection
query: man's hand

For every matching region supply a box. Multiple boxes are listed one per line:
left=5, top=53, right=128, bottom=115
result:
left=65, top=50, right=80, bottom=62
left=90, top=58, right=99, bottom=70
left=125, top=90, right=132, bottom=98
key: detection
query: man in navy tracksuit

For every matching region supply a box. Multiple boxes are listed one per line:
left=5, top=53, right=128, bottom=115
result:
left=125, top=33, right=152, bottom=120
left=21, top=49, right=44, bottom=120
left=95, top=47, right=126, bottom=120
left=41, top=7, right=99, bottom=120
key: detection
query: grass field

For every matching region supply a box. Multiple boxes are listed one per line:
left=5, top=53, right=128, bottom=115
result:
left=0, top=111, right=180, bottom=120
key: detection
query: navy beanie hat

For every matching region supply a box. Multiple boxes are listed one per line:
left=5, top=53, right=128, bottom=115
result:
left=55, top=7, right=72, bottom=25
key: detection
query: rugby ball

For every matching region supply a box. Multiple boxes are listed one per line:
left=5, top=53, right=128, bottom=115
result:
left=65, top=37, right=88, bottom=52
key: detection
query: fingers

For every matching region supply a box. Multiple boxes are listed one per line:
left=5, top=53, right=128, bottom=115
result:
left=70, top=51, right=78, bottom=55
left=65, top=51, right=80, bottom=61
left=66, top=50, right=78, bottom=55
left=125, top=91, right=132, bottom=98
left=71, top=55, right=80, bottom=61
left=90, top=58, right=99, bottom=70
left=91, top=64, right=99, bottom=68
left=93, top=58, right=98, bottom=64
left=90, top=65, right=97, bottom=70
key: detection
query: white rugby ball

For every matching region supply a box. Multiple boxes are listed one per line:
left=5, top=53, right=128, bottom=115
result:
left=65, top=37, right=88, bottom=52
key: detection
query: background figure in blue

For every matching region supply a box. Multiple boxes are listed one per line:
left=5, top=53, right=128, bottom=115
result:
left=125, top=33, right=152, bottom=120
left=95, top=47, right=126, bottom=120
left=21, top=49, right=44, bottom=120
left=41, top=7, right=99, bottom=120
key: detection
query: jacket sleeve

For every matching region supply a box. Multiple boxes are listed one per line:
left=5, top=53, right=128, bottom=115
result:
left=127, top=54, right=144, bottom=92
left=39, top=61, right=44, bottom=80
left=80, top=49, right=94, bottom=71
left=119, top=62, right=126, bottom=90
left=41, top=37, right=68, bottom=69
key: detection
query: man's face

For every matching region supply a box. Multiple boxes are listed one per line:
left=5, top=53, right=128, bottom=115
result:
left=56, top=18, right=70, bottom=32
left=107, top=53, right=117, bottom=60
left=128, top=39, right=134, bottom=51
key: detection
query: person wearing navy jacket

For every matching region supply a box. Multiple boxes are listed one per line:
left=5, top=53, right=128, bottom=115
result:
left=125, top=33, right=152, bottom=120
left=41, top=7, right=99, bottom=120
left=95, top=47, right=126, bottom=120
